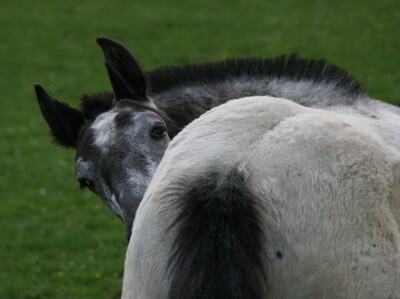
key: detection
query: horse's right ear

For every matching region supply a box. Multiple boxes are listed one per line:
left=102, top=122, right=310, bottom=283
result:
left=34, top=84, right=85, bottom=148
left=96, top=37, right=151, bottom=104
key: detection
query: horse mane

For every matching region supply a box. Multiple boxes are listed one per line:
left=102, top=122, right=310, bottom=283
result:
left=149, top=54, right=365, bottom=97
left=79, top=54, right=366, bottom=119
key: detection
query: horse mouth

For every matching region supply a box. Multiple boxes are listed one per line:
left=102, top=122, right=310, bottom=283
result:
left=118, top=194, right=141, bottom=241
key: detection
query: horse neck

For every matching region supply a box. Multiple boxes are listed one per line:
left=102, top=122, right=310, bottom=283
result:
left=153, top=77, right=365, bottom=138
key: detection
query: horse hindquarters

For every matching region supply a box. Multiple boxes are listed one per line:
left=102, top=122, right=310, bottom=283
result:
left=123, top=96, right=400, bottom=298
left=244, top=111, right=400, bottom=298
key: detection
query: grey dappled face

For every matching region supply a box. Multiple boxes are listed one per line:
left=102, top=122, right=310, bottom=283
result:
left=75, top=100, right=170, bottom=239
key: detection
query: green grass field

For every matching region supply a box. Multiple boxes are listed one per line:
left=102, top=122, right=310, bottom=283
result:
left=1, top=0, right=399, bottom=298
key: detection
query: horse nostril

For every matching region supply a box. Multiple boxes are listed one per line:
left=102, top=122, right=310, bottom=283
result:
left=76, top=159, right=95, bottom=190
left=77, top=178, right=94, bottom=190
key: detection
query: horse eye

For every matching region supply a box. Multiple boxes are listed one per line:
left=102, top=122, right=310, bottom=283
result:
left=150, top=125, right=166, bottom=140
left=78, top=178, right=94, bottom=190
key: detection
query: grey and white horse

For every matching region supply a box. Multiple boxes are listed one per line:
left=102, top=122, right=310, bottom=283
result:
left=35, top=37, right=382, bottom=240
left=123, top=95, right=400, bottom=299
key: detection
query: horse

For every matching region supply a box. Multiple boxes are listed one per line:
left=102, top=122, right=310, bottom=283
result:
left=122, top=95, right=400, bottom=299
left=35, top=37, right=379, bottom=240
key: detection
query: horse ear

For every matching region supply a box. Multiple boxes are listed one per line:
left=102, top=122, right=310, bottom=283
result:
left=96, top=37, right=150, bottom=103
left=34, top=84, right=85, bottom=148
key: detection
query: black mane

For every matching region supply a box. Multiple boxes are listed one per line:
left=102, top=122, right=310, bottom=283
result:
left=79, top=54, right=366, bottom=118
left=149, top=54, right=365, bottom=96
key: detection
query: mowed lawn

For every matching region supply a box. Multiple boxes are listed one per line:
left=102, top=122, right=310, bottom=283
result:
left=1, top=0, right=399, bottom=298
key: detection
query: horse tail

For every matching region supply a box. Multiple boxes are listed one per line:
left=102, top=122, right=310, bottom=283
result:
left=167, top=168, right=267, bottom=299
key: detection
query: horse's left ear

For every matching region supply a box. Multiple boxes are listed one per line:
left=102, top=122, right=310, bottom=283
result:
left=96, top=37, right=151, bottom=104
left=34, top=84, right=85, bottom=148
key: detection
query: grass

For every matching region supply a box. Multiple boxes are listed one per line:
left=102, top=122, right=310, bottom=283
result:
left=1, top=0, right=399, bottom=297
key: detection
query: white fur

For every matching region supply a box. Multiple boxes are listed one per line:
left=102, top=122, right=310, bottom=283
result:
left=91, top=111, right=117, bottom=149
left=123, top=96, right=400, bottom=298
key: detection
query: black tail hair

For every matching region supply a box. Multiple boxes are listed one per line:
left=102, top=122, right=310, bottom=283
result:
left=167, top=168, right=267, bottom=299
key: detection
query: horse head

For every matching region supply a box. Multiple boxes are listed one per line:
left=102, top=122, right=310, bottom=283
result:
left=35, top=38, right=171, bottom=240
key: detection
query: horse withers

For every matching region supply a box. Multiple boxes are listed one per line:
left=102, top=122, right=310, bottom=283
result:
left=35, top=38, right=379, bottom=239
left=123, top=95, right=400, bottom=299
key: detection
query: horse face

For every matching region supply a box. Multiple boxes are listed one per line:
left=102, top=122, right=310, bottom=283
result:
left=76, top=100, right=170, bottom=239
left=35, top=38, right=172, bottom=239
